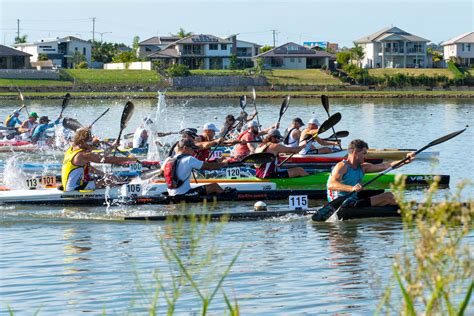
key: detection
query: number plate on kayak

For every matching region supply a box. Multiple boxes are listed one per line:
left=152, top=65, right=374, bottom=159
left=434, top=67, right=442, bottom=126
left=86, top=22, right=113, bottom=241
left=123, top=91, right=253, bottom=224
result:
left=211, top=151, right=223, bottom=160
left=289, top=195, right=308, bottom=210
left=121, top=184, right=142, bottom=197
left=128, top=163, right=143, bottom=173
left=225, top=167, right=241, bottom=178
left=25, top=178, right=39, bottom=189
left=41, top=175, right=56, bottom=186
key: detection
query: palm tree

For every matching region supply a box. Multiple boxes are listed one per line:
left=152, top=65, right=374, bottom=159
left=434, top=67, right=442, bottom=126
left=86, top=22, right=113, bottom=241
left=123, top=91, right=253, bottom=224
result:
left=14, top=35, right=28, bottom=44
left=351, top=44, right=365, bottom=68
left=176, top=28, right=192, bottom=38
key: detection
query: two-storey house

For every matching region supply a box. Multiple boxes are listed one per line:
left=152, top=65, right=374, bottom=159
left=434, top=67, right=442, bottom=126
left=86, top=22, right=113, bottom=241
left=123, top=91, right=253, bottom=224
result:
left=442, top=32, right=474, bottom=67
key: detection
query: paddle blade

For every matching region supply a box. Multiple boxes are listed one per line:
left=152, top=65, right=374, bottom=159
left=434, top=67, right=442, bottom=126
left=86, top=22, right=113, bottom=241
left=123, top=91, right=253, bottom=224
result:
left=63, top=118, right=83, bottom=131
left=62, top=93, right=71, bottom=109
left=277, top=96, right=290, bottom=124
left=420, top=128, right=467, bottom=153
left=318, top=112, right=341, bottom=135
left=241, top=152, right=275, bottom=164
left=312, top=194, right=351, bottom=222
left=321, top=95, right=330, bottom=115
left=252, top=88, right=256, bottom=102
left=239, top=96, right=247, bottom=110
left=18, top=90, right=24, bottom=104
left=324, top=130, right=349, bottom=141
left=120, top=101, right=135, bottom=130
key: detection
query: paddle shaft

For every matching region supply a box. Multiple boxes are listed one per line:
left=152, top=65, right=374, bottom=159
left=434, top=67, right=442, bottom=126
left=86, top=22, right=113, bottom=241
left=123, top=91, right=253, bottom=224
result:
left=252, top=88, right=261, bottom=131
left=321, top=95, right=342, bottom=150
left=206, top=116, right=245, bottom=161
left=90, top=108, right=110, bottom=127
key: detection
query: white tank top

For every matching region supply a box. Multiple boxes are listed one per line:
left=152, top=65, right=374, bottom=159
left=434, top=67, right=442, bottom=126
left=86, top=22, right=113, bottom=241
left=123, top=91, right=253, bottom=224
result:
left=286, top=128, right=299, bottom=147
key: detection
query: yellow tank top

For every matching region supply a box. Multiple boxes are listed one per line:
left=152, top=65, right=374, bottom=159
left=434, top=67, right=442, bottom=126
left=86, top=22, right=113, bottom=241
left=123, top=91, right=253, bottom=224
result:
left=62, top=146, right=84, bottom=190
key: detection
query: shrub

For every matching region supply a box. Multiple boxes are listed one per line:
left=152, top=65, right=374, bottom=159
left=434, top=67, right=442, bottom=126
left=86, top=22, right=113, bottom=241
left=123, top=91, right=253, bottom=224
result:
left=166, top=64, right=191, bottom=77
left=75, top=61, right=88, bottom=69
left=336, top=51, right=352, bottom=66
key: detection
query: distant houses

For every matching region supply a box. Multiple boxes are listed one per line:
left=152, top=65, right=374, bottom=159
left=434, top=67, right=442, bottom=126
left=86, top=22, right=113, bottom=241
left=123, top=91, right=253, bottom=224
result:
left=13, top=36, right=92, bottom=69
left=0, top=44, right=32, bottom=69
left=354, top=26, right=430, bottom=68
left=138, top=36, right=181, bottom=58
left=442, top=32, right=474, bottom=67
left=253, top=42, right=335, bottom=69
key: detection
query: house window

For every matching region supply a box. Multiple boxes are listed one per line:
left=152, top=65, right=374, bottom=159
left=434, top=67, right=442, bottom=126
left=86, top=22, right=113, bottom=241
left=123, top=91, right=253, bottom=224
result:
left=209, top=57, right=223, bottom=69
left=75, top=47, right=78, bottom=51
left=462, top=44, right=465, bottom=51
left=209, top=44, right=218, bottom=50
left=221, top=44, right=227, bottom=50
left=290, top=58, right=295, bottom=62
left=83, top=47, right=86, bottom=55
left=468, top=44, right=471, bottom=52
left=298, top=58, right=302, bottom=63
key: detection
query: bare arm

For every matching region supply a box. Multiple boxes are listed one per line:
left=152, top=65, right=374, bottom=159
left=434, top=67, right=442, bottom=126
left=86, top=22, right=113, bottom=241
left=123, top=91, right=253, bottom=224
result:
left=362, top=153, right=415, bottom=173
left=327, top=162, right=361, bottom=193
left=75, top=152, right=137, bottom=165
left=273, top=143, right=306, bottom=154
left=314, top=136, right=339, bottom=147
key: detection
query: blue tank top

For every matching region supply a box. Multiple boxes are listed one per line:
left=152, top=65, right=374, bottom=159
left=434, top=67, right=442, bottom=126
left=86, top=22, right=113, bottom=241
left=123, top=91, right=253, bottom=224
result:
left=327, top=160, right=364, bottom=202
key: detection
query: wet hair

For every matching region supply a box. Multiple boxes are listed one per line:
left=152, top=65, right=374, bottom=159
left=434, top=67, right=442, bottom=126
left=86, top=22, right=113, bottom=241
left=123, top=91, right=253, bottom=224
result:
left=73, top=127, right=92, bottom=145
left=348, top=139, right=369, bottom=153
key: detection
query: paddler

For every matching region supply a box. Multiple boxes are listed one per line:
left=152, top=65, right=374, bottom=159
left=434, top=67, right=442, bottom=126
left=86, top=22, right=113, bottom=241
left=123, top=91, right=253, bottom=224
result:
left=132, top=116, right=175, bottom=150
left=327, top=139, right=415, bottom=207
left=194, top=123, right=227, bottom=161
left=254, top=129, right=309, bottom=178
left=233, top=121, right=278, bottom=160
left=61, top=127, right=137, bottom=191
left=299, top=117, right=340, bottom=154
left=283, top=117, right=305, bottom=147
left=18, top=112, right=38, bottom=138
left=4, top=109, right=22, bottom=128
left=161, top=138, right=231, bottom=197
left=31, top=115, right=61, bottom=144
left=219, top=114, right=237, bottom=139
left=167, top=128, right=199, bottom=157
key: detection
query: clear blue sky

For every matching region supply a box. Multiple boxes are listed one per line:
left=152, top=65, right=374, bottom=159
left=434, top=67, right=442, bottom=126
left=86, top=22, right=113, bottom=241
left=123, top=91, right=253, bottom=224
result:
left=1, top=0, right=473, bottom=47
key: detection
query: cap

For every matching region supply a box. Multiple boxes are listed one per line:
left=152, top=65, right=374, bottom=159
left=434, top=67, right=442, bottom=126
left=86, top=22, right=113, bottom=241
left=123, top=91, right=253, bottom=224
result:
left=308, top=118, right=320, bottom=126
left=203, top=123, right=219, bottom=132
left=179, top=128, right=198, bottom=138
left=247, top=121, right=261, bottom=129
left=177, top=139, right=200, bottom=150
left=292, top=117, right=305, bottom=126
left=268, top=129, right=283, bottom=139
left=39, top=116, right=50, bottom=123
left=29, top=112, right=38, bottom=118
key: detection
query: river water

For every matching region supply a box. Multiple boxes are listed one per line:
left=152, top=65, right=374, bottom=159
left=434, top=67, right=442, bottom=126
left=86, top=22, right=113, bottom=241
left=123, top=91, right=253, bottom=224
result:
left=0, top=96, right=473, bottom=314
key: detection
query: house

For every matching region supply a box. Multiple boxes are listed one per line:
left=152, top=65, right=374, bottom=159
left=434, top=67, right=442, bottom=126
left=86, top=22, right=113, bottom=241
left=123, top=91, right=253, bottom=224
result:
left=226, top=35, right=261, bottom=68
left=13, top=36, right=92, bottom=69
left=138, top=36, right=181, bottom=58
left=148, top=34, right=233, bottom=69
left=0, top=44, right=31, bottom=69
left=354, top=26, right=430, bottom=68
left=442, top=32, right=474, bottom=67
left=252, top=42, right=335, bottom=69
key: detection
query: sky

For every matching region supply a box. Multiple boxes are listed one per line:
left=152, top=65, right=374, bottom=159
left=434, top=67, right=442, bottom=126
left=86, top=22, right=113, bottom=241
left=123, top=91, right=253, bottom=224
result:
left=1, top=0, right=473, bottom=47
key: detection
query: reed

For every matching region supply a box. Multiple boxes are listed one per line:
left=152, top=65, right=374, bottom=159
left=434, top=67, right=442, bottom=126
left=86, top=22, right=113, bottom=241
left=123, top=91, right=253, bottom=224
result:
left=377, top=177, right=473, bottom=315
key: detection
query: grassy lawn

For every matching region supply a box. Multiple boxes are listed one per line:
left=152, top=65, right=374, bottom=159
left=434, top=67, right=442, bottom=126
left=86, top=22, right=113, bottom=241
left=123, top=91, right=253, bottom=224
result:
left=62, top=69, right=164, bottom=85
left=263, top=69, right=344, bottom=86
left=369, top=68, right=454, bottom=79
left=0, top=79, right=72, bottom=87
left=190, top=69, right=251, bottom=76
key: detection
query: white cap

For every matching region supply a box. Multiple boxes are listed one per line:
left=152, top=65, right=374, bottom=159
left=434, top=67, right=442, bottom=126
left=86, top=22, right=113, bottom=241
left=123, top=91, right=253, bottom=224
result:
left=203, top=123, right=219, bottom=132
left=308, top=117, right=320, bottom=125
left=247, top=121, right=261, bottom=128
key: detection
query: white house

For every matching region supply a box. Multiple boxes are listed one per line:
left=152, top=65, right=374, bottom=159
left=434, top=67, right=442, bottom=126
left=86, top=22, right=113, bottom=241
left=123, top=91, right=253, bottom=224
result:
left=13, top=36, right=92, bottom=68
left=252, top=42, right=335, bottom=69
left=148, top=34, right=233, bottom=69
left=226, top=35, right=261, bottom=68
left=354, top=26, right=430, bottom=68
left=137, top=36, right=181, bottom=58
left=442, top=32, right=474, bottom=67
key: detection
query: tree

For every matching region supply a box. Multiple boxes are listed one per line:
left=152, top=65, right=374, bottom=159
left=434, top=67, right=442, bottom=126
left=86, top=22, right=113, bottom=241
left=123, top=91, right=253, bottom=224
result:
left=14, top=35, right=27, bottom=44
left=166, top=64, right=191, bottom=77
left=427, top=47, right=443, bottom=63
left=91, top=41, right=119, bottom=63
left=229, top=54, right=238, bottom=70
left=350, top=44, right=365, bottom=68
left=72, top=51, right=87, bottom=68
left=132, top=35, right=140, bottom=57
left=336, top=51, right=352, bottom=66
left=37, top=53, right=49, bottom=61
left=112, top=51, right=139, bottom=63
left=260, top=45, right=273, bottom=54
left=175, top=28, right=192, bottom=38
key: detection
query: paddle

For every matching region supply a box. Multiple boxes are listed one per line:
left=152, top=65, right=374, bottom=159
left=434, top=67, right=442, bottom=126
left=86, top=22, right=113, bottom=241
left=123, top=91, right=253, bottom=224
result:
left=206, top=114, right=245, bottom=161
left=323, top=130, right=349, bottom=141
left=277, top=96, right=290, bottom=126
left=239, top=95, right=247, bottom=111
left=252, top=88, right=261, bottom=130
left=89, top=108, right=110, bottom=127
left=321, top=95, right=342, bottom=150
left=113, top=101, right=134, bottom=157
left=63, top=118, right=83, bottom=131
left=18, top=89, right=29, bottom=116
left=278, top=112, right=342, bottom=167
left=59, top=93, right=71, bottom=118
left=312, top=127, right=468, bottom=222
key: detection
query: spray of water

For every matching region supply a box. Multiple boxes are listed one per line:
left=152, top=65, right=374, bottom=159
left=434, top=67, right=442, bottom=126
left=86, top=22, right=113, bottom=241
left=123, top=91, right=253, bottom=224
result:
left=4, top=154, right=29, bottom=189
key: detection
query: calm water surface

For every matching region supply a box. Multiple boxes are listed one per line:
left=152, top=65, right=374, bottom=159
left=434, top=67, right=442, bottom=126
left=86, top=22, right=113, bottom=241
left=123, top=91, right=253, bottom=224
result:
left=0, top=96, right=473, bottom=314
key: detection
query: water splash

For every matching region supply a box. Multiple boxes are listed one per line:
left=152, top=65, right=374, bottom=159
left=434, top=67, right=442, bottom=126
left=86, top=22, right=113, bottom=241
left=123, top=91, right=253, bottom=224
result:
left=4, top=154, right=29, bottom=189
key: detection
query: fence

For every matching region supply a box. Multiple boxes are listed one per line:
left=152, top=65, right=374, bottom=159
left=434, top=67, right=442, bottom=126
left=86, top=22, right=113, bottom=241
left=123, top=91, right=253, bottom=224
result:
left=103, top=61, right=153, bottom=70
left=0, top=69, right=60, bottom=80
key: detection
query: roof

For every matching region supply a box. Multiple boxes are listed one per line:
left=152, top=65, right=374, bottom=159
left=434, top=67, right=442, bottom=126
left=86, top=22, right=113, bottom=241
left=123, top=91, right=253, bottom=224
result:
left=441, top=32, right=474, bottom=45
left=0, top=44, right=32, bottom=57
left=139, top=36, right=181, bottom=45
left=14, top=36, right=90, bottom=46
left=225, top=36, right=261, bottom=47
left=148, top=46, right=180, bottom=58
left=354, top=26, right=429, bottom=43
left=175, top=34, right=231, bottom=44
left=59, top=36, right=90, bottom=44
left=253, top=42, right=335, bottom=59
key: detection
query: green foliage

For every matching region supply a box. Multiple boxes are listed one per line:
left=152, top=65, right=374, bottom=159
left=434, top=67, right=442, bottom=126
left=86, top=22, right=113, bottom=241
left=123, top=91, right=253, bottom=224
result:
left=37, top=53, right=49, bottom=61
left=427, top=47, right=444, bottom=63
left=229, top=54, right=238, bottom=70
left=260, top=45, right=273, bottom=53
left=175, top=28, right=192, bottom=38
left=378, top=180, right=473, bottom=315
left=447, top=61, right=464, bottom=79
left=166, top=64, right=191, bottom=77
left=14, top=34, right=27, bottom=44
left=255, top=57, right=264, bottom=74
left=350, top=44, right=365, bottom=67
left=61, top=69, right=163, bottom=85
left=72, top=51, right=87, bottom=68
left=132, top=35, right=140, bottom=51
left=75, top=61, right=88, bottom=69
left=92, top=41, right=119, bottom=63
left=336, top=51, right=352, bottom=66
left=190, top=69, right=250, bottom=76
left=112, top=51, right=139, bottom=63
left=342, top=64, right=368, bottom=84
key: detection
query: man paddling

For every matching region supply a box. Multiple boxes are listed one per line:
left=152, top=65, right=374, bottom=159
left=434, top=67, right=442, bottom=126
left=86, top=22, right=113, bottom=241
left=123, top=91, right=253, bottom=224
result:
left=283, top=117, right=305, bottom=147
left=254, top=129, right=309, bottom=178
left=31, top=115, right=61, bottom=144
left=233, top=121, right=278, bottom=160
left=18, top=112, right=38, bottom=138
left=299, top=118, right=340, bottom=154
left=327, top=139, right=415, bottom=207
left=4, top=109, right=22, bottom=128
left=161, top=139, right=230, bottom=197
left=132, top=117, right=175, bottom=149
left=194, top=123, right=237, bottom=161
left=61, top=128, right=137, bottom=191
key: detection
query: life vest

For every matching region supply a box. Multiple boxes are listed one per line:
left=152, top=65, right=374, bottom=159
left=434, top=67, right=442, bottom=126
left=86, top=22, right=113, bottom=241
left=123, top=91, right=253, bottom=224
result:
left=283, top=127, right=296, bottom=145
left=194, top=135, right=210, bottom=161
left=254, top=144, right=277, bottom=178
left=4, top=115, right=13, bottom=127
left=163, top=154, right=188, bottom=189
left=61, top=146, right=90, bottom=191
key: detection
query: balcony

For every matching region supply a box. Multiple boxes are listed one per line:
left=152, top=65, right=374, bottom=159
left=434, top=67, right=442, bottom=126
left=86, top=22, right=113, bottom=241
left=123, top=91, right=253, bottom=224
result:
left=407, top=48, right=424, bottom=54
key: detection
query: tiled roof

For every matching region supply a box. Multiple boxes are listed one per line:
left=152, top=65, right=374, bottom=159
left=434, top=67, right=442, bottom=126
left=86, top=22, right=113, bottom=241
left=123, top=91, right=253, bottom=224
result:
left=175, top=34, right=231, bottom=44
left=354, top=26, right=429, bottom=43
left=254, top=42, right=335, bottom=58
left=0, top=44, right=32, bottom=57
left=442, top=32, right=474, bottom=45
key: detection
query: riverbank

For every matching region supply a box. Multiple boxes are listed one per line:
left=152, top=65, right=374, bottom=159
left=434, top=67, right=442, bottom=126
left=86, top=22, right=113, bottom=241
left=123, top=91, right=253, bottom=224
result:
left=1, top=90, right=474, bottom=99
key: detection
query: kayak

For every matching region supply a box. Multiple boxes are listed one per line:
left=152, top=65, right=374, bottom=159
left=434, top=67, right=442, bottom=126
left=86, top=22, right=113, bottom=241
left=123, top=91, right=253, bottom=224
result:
left=366, top=148, right=438, bottom=160
left=152, top=173, right=450, bottom=189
